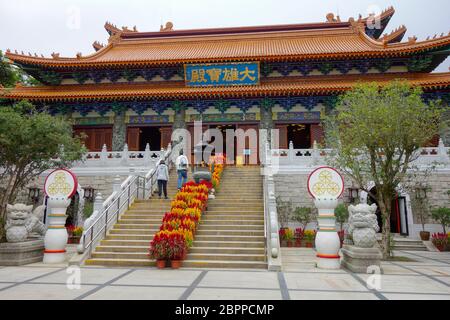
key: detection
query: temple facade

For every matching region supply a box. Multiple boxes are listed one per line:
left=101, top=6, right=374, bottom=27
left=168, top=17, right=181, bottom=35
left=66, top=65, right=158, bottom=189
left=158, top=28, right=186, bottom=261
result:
left=1, top=7, right=449, bottom=160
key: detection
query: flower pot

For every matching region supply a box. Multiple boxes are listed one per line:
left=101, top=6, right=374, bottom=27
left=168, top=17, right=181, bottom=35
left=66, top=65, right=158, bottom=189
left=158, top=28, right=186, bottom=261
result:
left=295, top=239, right=302, bottom=247
left=420, top=231, right=430, bottom=241
left=436, top=245, right=445, bottom=252
left=287, top=240, right=293, bottom=248
left=156, top=260, right=166, bottom=269
left=306, top=242, right=313, bottom=248
left=171, top=260, right=182, bottom=269
left=68, top=236, right=80, bottom=244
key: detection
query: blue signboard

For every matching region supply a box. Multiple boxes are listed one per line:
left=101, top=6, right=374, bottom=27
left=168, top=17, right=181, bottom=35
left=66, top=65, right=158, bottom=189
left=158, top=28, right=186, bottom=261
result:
left=185, top=62, right=260, bottom=87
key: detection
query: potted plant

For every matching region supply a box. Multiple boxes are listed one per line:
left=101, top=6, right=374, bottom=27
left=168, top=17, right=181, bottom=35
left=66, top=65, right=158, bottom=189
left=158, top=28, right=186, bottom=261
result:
left=303, top=230, right=316, bottom=248
left=431, top=233, right=448, bottom=252
left=66, top=225, right=83, bottom=244
left=293, top=207, right=312, bottom=232
left=149, top=231, right=170, bottom=269
left=295, top=228, right=304, bottom=247
left=276, top=197, right=292, bottom=231
left=285, top=228, right=294, bottom=247
left=431, top=207, right=450, bottom=234
left=169, top=231, right=188, bottom=269
left=411, top=188, right=432, bottom=241
left=279, top=228, right=287, bottom=247
left=335, top=204, right=349, bottom=232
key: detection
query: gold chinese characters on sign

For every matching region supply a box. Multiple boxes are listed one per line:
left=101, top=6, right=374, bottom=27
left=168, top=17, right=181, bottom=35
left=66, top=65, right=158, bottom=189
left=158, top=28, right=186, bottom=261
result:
left=185, top=62, right=259, bottom=87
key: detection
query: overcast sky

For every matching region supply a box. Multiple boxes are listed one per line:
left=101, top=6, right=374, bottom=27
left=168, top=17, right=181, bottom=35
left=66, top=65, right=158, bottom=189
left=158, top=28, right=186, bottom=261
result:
left=1, top=0, right=449, bottom=71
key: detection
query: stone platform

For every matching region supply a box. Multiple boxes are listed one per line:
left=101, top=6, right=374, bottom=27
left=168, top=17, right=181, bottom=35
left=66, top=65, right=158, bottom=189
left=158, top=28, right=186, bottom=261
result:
left=0, top=240, right=44, bottom=266
left=341, top=245, right=383, bottom=274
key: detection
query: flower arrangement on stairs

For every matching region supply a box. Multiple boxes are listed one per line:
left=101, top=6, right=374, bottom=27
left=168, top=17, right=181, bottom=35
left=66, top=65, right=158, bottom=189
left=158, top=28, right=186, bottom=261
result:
left=149, top=159, right=225, bottom=269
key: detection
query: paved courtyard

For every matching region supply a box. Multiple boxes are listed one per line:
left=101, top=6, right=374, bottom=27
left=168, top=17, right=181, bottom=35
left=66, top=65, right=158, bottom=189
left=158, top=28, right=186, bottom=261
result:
left=0, top=249, right=448, bottom=300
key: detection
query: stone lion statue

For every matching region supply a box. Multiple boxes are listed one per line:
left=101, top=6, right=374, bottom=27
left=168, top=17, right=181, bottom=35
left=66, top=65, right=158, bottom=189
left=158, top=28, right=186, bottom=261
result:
left=347, top=203, right=379, bottom=248
left=5, top=204, right=47, bottom=243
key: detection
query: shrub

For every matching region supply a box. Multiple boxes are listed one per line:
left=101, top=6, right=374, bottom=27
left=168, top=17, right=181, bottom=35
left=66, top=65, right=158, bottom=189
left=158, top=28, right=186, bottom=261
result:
left=293, top=207, right=312, bottom=229
left=431, top=207, right=450, bottom=233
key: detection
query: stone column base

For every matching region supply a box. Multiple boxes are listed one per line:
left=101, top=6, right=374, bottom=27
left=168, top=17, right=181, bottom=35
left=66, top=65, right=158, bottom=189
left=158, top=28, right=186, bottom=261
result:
left=0, top=240, right=44, bottom=266
left=341, top=245, right=383, bottom=274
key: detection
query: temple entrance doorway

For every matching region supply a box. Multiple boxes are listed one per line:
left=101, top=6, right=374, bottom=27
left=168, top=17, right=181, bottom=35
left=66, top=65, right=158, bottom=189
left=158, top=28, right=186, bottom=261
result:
left=127, top=125, right=172, bottom=151
left=368, top=187, right=409, bottom=236
left=287, top=124, right=311, bottom=149
left=139, top=127, right=161, bottom=151
left=206, top=124, right=237, bottom=163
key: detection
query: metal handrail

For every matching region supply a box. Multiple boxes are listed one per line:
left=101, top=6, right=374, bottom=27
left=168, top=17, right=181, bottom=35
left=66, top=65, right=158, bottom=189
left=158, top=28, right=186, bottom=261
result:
left=78, top=139, right=179, bottom=256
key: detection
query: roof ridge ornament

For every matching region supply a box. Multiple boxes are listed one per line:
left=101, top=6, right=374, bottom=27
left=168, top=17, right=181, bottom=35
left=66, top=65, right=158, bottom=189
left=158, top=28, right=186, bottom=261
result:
left=325, top=13, right=341, bottom=23
left=160, top=21, right=174, bottom=32
left=51, top=52, right=60, bottom=59
left=92, top=41, right=105, bottom=52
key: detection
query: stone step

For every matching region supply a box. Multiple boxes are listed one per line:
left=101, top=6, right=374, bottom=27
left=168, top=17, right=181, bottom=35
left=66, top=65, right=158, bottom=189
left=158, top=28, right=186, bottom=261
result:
left=182, top=260, right=267, bottom=269
left=196, top=230, right=264, bottom=236
left=205, top=209, right=263, bottom=214
left=203, top=215, right=263, bottom=221
left=106, top=234, right=153, bottom=241
left=110, top=228, right=158, bottom=235
left=189, top=246, right=265, bottom=255
left=194, top=235, right=265, bottom=242
left=198, top=224, right=264, bottom=231
left=118, top=218, right=163, bottom=224
left=393, top=244, right=427, bottom=251
left=121, top=214, right=165, bottom=219
left=114, top=223, right=158, bottom=229
left=208, top=201, right=263, bottom=205
left=85, top=258, right=155, bottom=267
left=95, top=245, right=149, bottom=253
left=186, top=253, right=266, bottom=262
left=200, top=219, right=264, bottom=225
left=193, top=240, right=265, bottom=248
left=91, top=252, right=150, bottom=260
left=100, top=239, right=152, bottom=246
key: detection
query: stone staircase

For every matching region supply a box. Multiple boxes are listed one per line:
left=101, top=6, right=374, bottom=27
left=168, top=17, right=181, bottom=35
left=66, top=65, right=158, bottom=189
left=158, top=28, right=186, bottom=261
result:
left=85, top=170, right=189, bottom=267
left=376, top=234, right=428, bottom=251
left=183, top=166, right=267, bottom=269
left=392, top=237, right=428, bottom=251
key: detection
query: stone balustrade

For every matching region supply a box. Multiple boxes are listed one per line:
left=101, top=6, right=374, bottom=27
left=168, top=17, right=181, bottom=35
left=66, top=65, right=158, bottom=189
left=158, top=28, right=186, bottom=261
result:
left=269, top=139, right=450, bottom=169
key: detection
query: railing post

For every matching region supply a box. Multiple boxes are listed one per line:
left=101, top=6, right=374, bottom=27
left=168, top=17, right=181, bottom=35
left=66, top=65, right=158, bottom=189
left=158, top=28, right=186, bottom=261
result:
left=437, top=138, right=450, bottom=164
left=312, top=140, right=319, bottom=166
left=144, top=143, right=151, bottom=162
left=288, top=141, right=294, bottom=164
left=100, top=144, right=108, bottom=164
left=121, top=143, right=129, bottom=166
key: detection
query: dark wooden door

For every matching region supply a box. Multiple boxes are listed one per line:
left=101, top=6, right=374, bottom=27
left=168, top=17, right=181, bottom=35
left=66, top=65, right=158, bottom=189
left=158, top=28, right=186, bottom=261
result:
left=127, top=127, right=140, bottom=151
left=73, top=127, right=112, bottom=151
left=310, top=124, right=324, bottom=146
left=275, top=124, right=288, bottom=149
left=160, top=127, right=173, bottom=149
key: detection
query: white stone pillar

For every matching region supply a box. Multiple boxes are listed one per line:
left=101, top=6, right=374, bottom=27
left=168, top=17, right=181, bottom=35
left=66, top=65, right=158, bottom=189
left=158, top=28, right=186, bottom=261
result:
left=43, top=197, right=71, bottom=264
left=307, top=167, right=344, bottom=270
left=314, top=198, right=341, bottom=269
left=43, top=169, right=78, bottom=264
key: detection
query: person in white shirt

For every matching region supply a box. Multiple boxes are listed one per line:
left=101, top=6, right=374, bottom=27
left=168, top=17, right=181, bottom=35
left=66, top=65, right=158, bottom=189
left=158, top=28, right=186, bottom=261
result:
left=175, top=149, right=189, bottom=190
left=156, top=160, right=169, bottom=199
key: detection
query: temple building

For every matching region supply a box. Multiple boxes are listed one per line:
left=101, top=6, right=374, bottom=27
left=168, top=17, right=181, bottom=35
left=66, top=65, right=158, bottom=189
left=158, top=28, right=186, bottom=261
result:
left=1, top=7, right=450, bottom=268
left=1, top=7, right=450, bottom=159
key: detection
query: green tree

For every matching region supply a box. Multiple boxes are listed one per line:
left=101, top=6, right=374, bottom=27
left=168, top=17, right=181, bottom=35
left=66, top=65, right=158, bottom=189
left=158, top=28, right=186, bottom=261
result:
left=0, top=101, right=86, bottom=238
left=325, top=81, right=442, bottom=258
left=292, top=207, right=312, bottom=230
left=431, top=207, right=450, bottom=233
left=335, top=203, right=349, bottom=231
